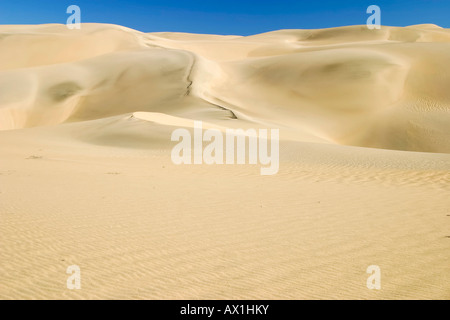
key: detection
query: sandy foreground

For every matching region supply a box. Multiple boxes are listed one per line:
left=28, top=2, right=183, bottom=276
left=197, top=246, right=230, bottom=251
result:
left=0, top=23, right=449, bottom=300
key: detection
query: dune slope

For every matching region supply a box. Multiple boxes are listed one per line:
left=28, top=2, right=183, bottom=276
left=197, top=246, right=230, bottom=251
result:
left=0, top=24, right=449, bottom=300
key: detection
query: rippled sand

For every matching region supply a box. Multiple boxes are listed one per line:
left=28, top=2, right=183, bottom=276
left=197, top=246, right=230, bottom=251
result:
left=0, top=23, right=449, bottom=299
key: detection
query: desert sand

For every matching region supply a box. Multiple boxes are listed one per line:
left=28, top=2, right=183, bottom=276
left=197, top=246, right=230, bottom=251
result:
left=0, top=23, right=449, bottom=300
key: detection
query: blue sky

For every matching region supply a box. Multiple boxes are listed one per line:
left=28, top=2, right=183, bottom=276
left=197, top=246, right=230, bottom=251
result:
left=0, top=0, right=448, bottom=35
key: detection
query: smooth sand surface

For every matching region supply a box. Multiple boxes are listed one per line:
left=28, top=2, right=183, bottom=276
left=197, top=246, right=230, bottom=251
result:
left=0, top=23, right=449, bottom=299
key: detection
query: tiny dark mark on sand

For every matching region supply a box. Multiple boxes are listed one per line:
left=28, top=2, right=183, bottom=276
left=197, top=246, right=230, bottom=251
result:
left=26, top=155, right=43, bottom=160
left=106, top=172, right=121, bottom=175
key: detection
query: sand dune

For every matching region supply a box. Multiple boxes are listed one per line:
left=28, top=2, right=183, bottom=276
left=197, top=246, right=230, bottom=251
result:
left=1, top=23, right=450, bottom=151
left=0, top=23, right=449, bottom=300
